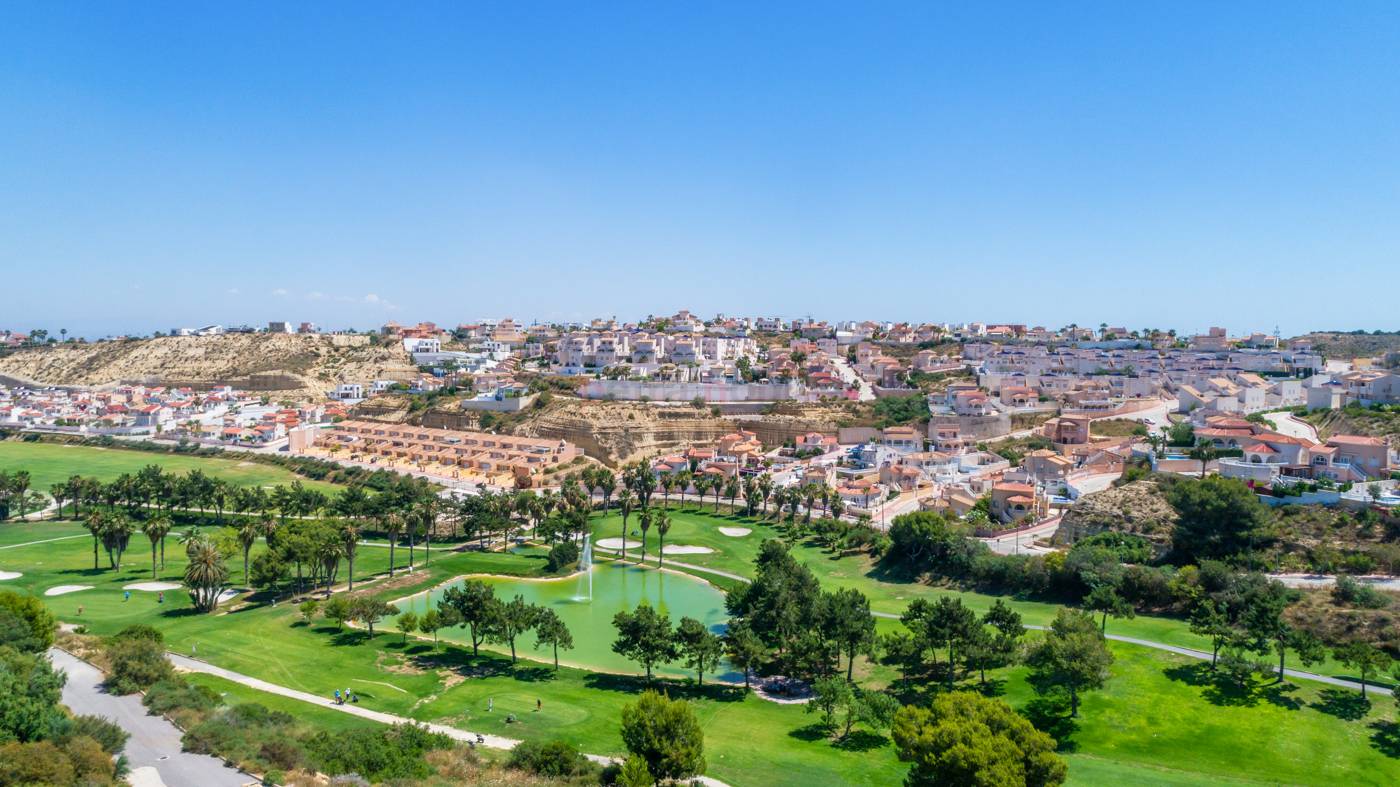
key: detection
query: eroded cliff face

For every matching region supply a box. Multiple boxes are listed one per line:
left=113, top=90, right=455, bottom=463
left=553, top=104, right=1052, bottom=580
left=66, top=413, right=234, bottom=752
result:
left=1053, top=480, right=1179, bottom=546
left=354, top=395, right=845, bottom=466
left=508, top=400, right=735, bottom=465
left=0, top=334, right=417, bottom=399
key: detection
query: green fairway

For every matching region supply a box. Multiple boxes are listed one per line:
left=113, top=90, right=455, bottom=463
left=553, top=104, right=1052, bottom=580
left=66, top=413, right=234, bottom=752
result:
left=0, top=440, right=342, bottom=495
left=591, top=505, right=1362, bottom=678
left=1, top=499, right=1394, bottom=784
left=393, top=560, right=731, bottom=678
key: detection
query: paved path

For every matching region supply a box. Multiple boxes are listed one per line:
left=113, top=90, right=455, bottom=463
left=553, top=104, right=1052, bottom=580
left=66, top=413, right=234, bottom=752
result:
left=49, top=649, right=253, bottom=787
left=0, top=532, right=89, bottom=550
left=1271, top=572, right=1400, bottom=592
left=981, top=516, right=1062, bottom=556
left=602, top=543, right=1392, bottom=695
left=167, top=654, right=730, bottom=786
left=830, top=356, right=875, bottom=401
left=1262, top=412, right=1319, bottom=442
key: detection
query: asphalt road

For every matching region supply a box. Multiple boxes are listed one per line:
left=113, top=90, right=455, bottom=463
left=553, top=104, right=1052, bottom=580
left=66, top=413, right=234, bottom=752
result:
left=48, top=649, right=253, bottom=787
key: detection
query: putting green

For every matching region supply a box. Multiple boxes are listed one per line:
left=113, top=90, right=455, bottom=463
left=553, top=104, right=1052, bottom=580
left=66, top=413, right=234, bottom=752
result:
left=394, top=561, right=731, bottom=679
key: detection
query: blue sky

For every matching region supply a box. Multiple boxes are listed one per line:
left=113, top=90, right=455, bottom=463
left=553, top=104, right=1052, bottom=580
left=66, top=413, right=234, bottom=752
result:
left=2, top=2, right=1397, bottom=337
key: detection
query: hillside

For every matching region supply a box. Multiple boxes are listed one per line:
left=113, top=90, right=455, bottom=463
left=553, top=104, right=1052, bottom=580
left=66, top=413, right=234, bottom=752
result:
left=1290, top=331, right=1400, bottom=361
left=1054, top=479, right=1180, bottom=546
left=1304, top=405, right=1400, bottom=449
left=0, top=334, right=418, bottom=399
left=354, top=394, right=844, bottom=466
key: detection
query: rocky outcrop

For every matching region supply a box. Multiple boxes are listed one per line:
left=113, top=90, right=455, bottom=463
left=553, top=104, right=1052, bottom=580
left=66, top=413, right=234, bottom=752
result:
left=1054, top=480, right=1178, bottom=546
left=0, top=334, right=417, bottom=399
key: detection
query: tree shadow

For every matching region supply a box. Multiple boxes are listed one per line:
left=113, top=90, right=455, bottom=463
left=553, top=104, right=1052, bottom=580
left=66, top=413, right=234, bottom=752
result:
left=1259, top=681, right=1303, bottom=711
left=330, top=629, right=373, bottom=647
left=1022, top=696, right=1079, bottom=752
left=834, top=729, right=890, bottom=752
left=1370, top=720, right=1400, bottom=759
left=580, top=672, right=744, bottom=703
left=1162, top=662, right=1258, bottom=708
left=158, top=607, right=202, bottom=620
left=975, top=678, right=1008, bottom=698
left=1310, top=688, right=1371, bottom=721
left=788, top=723, right=833, bottom=743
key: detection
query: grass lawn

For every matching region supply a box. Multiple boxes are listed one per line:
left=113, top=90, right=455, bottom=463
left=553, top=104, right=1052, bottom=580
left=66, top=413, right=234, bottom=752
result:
left=0, top=440, right=343, bottom=495
left=3, top=503, right=1396, bottom=784
left=591, top=505, right=1365, bottom=678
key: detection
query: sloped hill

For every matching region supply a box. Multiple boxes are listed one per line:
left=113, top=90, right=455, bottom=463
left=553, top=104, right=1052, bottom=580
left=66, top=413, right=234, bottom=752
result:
left=0, top=334, right=417, bottom=399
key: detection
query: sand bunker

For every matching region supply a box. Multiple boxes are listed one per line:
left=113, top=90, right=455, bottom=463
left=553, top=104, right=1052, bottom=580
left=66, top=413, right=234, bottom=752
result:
left=594, top=538, right=714, bottom=555
left=216, top=589, right=240, bottom=604
left=0, top=571, right=21, bottom=581
left=125, top=581, right=181, bottom=592
left=45, top=585, right=92, bottom=596
left=660, top=545, right=714, bottom=555
left=718, top=527, right=752, bottom=537
left=596, top=538, right=641, bottom=550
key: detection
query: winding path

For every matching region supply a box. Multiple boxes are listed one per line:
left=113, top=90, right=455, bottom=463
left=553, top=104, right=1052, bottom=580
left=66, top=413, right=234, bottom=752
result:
left=166, top=654, right=731, bottom=787
left=49, top=649, right=253, bottom=787
left=611, top=553, right=1393, bottom=696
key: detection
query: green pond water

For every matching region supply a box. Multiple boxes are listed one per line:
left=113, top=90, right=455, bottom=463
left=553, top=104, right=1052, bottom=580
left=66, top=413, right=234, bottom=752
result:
left=394, top=561, right=735, bottom=679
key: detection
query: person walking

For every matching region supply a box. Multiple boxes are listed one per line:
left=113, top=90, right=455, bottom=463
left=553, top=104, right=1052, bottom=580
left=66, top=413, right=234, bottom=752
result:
left=334, top=689, right=342, bottom=705
left=487, top=697, right=493, bottom=713
left=123, top=590, right=130, bottom=602
left=536, top=698, right=541, bottom=712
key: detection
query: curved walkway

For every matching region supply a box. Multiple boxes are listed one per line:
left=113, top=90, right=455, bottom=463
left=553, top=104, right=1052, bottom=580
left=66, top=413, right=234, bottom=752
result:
left=49, top=649, right=252, bottom=787
left=624, top=554, right=1392, bottom=696
left=167, top=654, right=730, bottom=787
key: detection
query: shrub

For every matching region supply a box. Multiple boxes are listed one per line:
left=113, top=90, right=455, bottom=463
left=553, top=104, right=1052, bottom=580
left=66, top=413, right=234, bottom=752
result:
left=305, top=723, right=453, bottom=782
left=105, top=627, right=173, bottom=694
left=545, top=541, right=580, bottom=573
left=63, top=714, right=129, bottom=755
left=0, top=591, right=55, bottom=652
left=143, top=677, right=222, bottom=716
left=507, top=738, right=593, bottom=777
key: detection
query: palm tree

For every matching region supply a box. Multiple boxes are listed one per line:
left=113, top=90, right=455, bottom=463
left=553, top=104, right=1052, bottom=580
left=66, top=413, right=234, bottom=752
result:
left=184, top=537, right=229, bottom=613
left=655, top=509, right=672, bottom=567
left=617, top=488, right=634, bottom=561
left=101, top=514, right=134, bottom=570
left=1189, top=442, right=1219, bottom=477
left=83, top=512, right=105, bottom=565
left=638, top=508, right=652, bottom=565
left=757, top=473, right=773, bottom=515
left=143, top=515, right=172, bottom=580
left=383, top=513, right=404, bottom=576
left=597, top=469, right=617, bottom=512
left=724, top=476, right=740, bottom=513
left=49, top=483, right=68, bottom=519
left=237, top=519, right=259, bottom=583
left=661, top=474, right=676, bottom=509
left=341, top=523, right=360, bottom=590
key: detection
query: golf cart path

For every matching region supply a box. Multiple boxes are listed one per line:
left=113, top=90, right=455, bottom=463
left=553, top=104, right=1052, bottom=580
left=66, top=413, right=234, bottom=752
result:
left=641, top=555, right=1392, bottom=696
left=167, top=653, right=732, bottom=787
left=49, top=649, right=252, bottom=787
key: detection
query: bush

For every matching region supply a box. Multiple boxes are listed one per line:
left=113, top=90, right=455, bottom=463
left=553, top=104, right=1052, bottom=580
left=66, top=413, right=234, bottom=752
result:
left=143, top=677, right=222, bottom=716
left=1332, top=576, right=1392, bottom=610
left=305, top=723, right=453, bottom=782
left=0, top=591, right=55, bottom=652
left=105, top=627, right=173, bottom=694
left=507, top=738, right=593, bottom=777
left=545, top=541, right=580, bottom=573
left=63, top=714, right=129, bottom=755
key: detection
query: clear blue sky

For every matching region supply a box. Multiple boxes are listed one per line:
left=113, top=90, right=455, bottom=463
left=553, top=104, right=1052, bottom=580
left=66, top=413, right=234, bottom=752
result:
left=3, top=2, right=1398, bottom=338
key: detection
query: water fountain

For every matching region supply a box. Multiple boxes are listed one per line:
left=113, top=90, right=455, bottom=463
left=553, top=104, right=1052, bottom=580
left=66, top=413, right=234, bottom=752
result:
left=573, top=535, right=593, bottom=602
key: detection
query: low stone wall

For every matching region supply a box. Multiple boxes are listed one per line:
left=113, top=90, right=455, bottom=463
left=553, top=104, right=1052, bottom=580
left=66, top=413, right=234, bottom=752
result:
left=579, top=380, right=801, bottom=402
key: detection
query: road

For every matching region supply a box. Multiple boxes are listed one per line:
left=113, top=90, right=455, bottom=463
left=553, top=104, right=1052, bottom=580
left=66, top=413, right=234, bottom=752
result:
left=980, top=516, right=1062, bottom=555
left=1262, top=412, right=1319, bottom=442
left=1270, top=573, right=1400, bottom=592
left=49, top=649, right=253, bottom=787
left=830, top=356, right=875, bottom=401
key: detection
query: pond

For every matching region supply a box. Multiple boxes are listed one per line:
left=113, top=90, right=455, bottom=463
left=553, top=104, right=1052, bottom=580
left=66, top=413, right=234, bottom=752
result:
left=393, top=561, right=734, bottom=679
